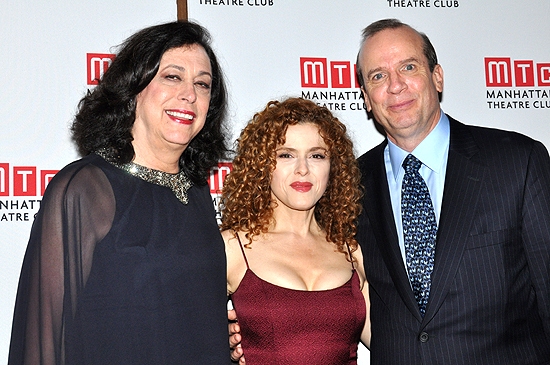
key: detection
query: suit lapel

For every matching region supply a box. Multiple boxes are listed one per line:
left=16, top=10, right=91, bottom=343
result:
left=423, top=117, right=485, bottom=323
left=362, top=142, right=423, bottom=322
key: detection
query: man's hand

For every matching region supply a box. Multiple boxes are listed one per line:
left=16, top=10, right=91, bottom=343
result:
left=228, top=309, right=245, bottom=364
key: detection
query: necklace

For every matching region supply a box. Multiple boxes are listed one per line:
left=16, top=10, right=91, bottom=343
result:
left=96, top=150, right=192, bottom=204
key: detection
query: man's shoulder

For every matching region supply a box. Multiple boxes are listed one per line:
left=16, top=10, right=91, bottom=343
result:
left=357, top=140, right=387, bottom=167
left=449, top=115, right=538, bottom=151
left=450, top=115, right=532, bottom=140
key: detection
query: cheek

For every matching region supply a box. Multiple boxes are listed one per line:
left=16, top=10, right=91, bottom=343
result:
left=365, top=88, right=386, bottom=111
left=270, top=171, right=284, bottom=190
left=412, top=77, right=434, bottom=96
left=361, top=88, right=373, bottom=111
left=364, top=96, right=373, bottom=111
left=198, top=94, right=212, bottom=112
left=134, top=96, right=151, bottom=122
left=139, top=82, right=163, bottom=104
left=316, top=166, right=331, bottom=190
left=193, top=119, right=207, bottom=137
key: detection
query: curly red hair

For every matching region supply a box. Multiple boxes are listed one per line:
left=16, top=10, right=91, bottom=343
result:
left=220, top=97, right=362, bottom=256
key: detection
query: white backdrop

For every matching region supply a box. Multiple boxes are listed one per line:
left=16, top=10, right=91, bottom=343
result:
left=187, top=0, right=550, bottom=156
left=1, top=1, right=549, bottom=363
left=0, top=1, right=176, bottom=361
left=186, top=4, right=550, bottom=360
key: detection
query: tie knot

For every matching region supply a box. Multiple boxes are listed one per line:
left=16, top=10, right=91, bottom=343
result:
left=403, top=154, right=422, bottom=173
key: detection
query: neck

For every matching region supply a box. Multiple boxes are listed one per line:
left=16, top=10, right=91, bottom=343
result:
left=132, top=143, right=182, bottom=174
left=390, top=134, right=425, bottom=153
left=388, top=112, right=441, bottom=152
left=270, top=207, right=322, bottom=238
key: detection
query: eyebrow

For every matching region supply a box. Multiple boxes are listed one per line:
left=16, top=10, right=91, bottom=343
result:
left=276, top=146, right=328, bottom=153
left=163, top=64, right=212, bottom=78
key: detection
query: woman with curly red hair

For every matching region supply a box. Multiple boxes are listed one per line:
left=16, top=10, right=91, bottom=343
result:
left=221, top=97, right=370, bottom=364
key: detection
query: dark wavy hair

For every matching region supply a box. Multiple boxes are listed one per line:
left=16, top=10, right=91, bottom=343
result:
left=356, top=18, right=438, bottom=89
left=220, top=97, right=362, bottom=257
left=71, top=21, right=228, bottom=184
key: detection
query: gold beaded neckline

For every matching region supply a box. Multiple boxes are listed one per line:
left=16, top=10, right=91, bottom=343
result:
left=96, top=150, right=192, bottom=205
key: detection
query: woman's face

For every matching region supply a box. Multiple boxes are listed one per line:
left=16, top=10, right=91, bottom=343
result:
left=270, top=123, right=331, bottom=213
left=132, top=44, right=212, bottom=158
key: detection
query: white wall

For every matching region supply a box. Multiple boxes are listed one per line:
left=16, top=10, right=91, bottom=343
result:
left=187, top=1, right=550, bottom=363
left=1, top=1, right=549, bottom=363
left=0, top=1, right=176, bottom=361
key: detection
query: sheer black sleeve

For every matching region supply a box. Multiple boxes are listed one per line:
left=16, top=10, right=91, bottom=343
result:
left=8, top=161, right=115, bottom=365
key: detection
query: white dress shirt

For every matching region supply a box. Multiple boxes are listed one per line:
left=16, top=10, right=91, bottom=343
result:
left=384, top=111, right=450, bottom=265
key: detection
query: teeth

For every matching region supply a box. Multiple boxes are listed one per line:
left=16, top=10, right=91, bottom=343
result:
left=166, top=111, right=193, bottom=120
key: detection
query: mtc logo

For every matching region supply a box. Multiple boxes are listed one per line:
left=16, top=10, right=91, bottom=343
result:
left=485, top=57, right=550, bottom=87
left=209, top=162, right=233, bottom=194
left=0, top=164, right=58, bottom=196
left=300, top=57, right=360, bottom=88
left=87, top=53, right=116, bottom=85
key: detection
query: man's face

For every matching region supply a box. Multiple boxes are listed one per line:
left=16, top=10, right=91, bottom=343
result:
left=358, top=26, right=443, bottom=151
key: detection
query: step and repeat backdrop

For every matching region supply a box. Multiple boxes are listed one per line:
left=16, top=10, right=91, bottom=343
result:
left=0, top=1, right=178, bottom=361
left=185, top=4, right=550, bottom=360
left=1, top=1, right=549, bottom=363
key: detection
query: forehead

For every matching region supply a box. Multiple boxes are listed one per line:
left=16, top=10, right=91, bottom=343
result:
left=282, top=123, right=326, bottom=147
left=160, top=44, right=211, bottom=69
left=359, top=26, right=425, bottom=69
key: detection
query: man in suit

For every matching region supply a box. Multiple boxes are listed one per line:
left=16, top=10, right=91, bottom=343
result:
left=356, top=18, right=550, bottom=364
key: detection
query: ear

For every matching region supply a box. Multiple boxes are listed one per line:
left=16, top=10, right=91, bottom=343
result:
left=432, top=64, right=444, bottom=93
left=360, top=87, right=372, bottom=112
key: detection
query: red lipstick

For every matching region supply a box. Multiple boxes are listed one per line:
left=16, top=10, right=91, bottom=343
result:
left=290, top=181, right=313, bottom=192
left=166, top=109, right=196, bottom=125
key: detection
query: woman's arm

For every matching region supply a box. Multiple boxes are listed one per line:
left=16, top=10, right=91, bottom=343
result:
left=9, top=162, right=115, bottom=365
left=354, top=244, right=371, bottom=349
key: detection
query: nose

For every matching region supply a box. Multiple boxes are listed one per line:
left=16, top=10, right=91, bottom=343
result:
left=387, top=72, right=406, bottom=94
left=295, top=157, right=309, bottom=176
left=178, top=80, right=197, bottom=103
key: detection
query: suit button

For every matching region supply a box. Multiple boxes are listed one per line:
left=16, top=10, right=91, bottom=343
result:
left=419, top=332, right=429, bottom=343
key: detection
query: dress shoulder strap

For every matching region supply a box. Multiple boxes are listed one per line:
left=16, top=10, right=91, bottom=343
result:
left=234, top=231, right=250, bottom=269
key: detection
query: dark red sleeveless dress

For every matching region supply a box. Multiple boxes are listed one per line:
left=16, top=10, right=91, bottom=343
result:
left=230, top=237, right=366, bottom=365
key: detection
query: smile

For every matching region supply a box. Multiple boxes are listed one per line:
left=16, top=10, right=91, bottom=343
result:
left=388, top=99, right=414, bottom=111
left=290, top=181, right=313, bottom=192
left=166, top=110, right=196, bottom=124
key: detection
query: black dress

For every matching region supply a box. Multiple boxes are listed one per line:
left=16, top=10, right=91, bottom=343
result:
left=8, top=153, right=230, bottom=365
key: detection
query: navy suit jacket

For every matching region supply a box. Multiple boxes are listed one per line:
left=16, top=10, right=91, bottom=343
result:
left=357, top=116, right=550, bottom=364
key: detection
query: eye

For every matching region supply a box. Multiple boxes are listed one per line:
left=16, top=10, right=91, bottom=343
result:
left=403, top=64, right=416, bottom=71
left=195, top=81, right=211, bottom=90
left=311, top=153, right=327, bottom=159
left=165, top=74, right=182, bottom=81
left=371, top=73, right=384, bottom=81
left=277, top=152, right=293, bottom=159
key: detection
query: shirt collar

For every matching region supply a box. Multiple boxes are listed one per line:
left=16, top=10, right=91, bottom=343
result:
left=388, top=111, right=450, bottom=180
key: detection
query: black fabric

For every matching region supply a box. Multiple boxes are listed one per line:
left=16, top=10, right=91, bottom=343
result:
left=357, top=117, right=550, bottom=364
left=8, top=153, right=230, bottom=365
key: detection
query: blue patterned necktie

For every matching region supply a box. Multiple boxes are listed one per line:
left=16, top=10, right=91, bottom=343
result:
left=401, top=154, right=437, bottom=317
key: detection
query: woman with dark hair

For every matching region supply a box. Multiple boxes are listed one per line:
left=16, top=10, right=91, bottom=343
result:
left=221, top=97, right=371, bottom=364
left=9, top=21, right=231, bottom=365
